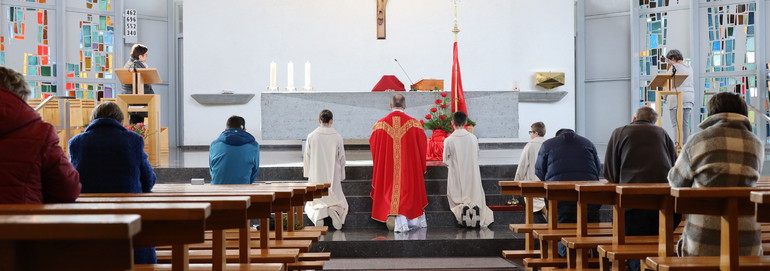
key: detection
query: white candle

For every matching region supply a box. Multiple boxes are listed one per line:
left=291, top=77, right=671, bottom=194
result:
left=269, top=61, right=277, bottom=89
left=304, top=61, right=312, bottom=89
left=287, top=61, right=295, bottom=89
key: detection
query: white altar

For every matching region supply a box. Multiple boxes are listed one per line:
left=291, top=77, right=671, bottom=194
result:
left=261, top=91, right=518, bottom=140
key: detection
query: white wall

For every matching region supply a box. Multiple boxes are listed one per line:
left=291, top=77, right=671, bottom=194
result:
left=183, top=0, right=575, bottom=145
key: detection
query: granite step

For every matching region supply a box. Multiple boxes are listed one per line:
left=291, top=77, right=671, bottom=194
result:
left=317, top=210, right=525, bottom=230
left=309, top=227, right=524, bottom=258
left=154, top=164, right=518, bottom=183
left=344, top=195, right=513, bottom=213
left=340, top=178, right=507, bottom=196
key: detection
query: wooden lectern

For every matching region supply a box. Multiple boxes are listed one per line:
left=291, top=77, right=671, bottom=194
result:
left=115, top=68, right=161, bottom=95
left=116, top=94, right=161, bottom=166
left=115, top=68, right=162, bottom=166
left=410, top=79, right=444, bottom=91
left=649, top=73, right=688, bottom=153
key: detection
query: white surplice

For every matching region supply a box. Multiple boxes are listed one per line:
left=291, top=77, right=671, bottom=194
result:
left=303, top=126, right=349, bottom=229
left=443, top=128, right=494, bottom=227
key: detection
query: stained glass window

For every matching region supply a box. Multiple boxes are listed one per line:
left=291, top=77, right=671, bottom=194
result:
left=66, top=83, right=113, bottom=99
left=28, top=81, right=56, bottom=99
left=84, top=0, right=111, bottom=11
left=639, top=12, right=669, bottom=77
left=702, top=75, right=758, bottom=126
left=5, top=7, right=55, bottom=78
left=66, top=13, right=114, bottom=80
left=13, top=0, right=49, bottom=3
left=704, top=3, right=756, bottom=72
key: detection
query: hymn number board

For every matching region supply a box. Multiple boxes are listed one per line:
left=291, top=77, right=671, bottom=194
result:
left=124, top=9, right=138, bottom=44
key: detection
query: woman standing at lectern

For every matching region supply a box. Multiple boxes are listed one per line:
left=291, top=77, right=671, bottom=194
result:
left=121, top=43, right=154, bottom=95
left=664, top=49, right=694, bottom=144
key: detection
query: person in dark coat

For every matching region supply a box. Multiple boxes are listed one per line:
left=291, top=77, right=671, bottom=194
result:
left=535, top=128, right=602, bottom=257
left=603, top=106, right=679, bottom=271
left=0, top=66, right=81, bottom=204
left=68, top=101, right=156, bottom=264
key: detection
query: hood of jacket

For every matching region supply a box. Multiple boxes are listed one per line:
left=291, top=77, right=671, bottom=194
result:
left=699, top=112, right=753, bottom=131
left=0, top=88, right=40, bottom=138
left=216, top=128, right=256, bottom=146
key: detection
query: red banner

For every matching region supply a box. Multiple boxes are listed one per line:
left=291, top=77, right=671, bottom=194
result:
left=451, top=42, right=467, bottom=115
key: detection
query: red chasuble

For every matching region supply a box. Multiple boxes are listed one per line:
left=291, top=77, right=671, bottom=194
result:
left=369, top=111, right=429, bottom=222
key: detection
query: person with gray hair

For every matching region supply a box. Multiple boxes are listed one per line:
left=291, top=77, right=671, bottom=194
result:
left=602, top=106, right=679, bottom=271
left=0, top=66, right=81, bottom=204
left=665, top=49, right=695, bottom=144
left=68, top=101, right=157, bottom=264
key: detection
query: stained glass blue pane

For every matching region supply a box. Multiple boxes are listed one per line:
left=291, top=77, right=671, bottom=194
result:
left=650, top=35, right=658, bottom=48
left=651, top=21, right=662, bottom=33
left=747, top=37, right=755, bottom=51
left=726, top=40, right=733, bottom=52
left=726, top=54, right=733, bottom=66
left=747, top=26, right=754, bottom=35
left=713, top=54, right=722, bottom=66
left=713, top=41, right=720, bottom=51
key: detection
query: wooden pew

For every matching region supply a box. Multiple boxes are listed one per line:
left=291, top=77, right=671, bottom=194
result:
left=0, top=203, right=210, bottom=271
left=645, top=187, right=770, bottom=271
left=500, top=180, right=543, bottom=258
left=80, top=190, right=298, bottom=266
left=147, top=184, right=325, bottom=270
left=0, top=214, right=140, bottom=271
left=524, top=181, right=605, bottom=270
left=77, top=196, right=282, bottom=271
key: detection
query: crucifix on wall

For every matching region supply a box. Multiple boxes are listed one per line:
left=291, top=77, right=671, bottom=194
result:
left=377, top=0, right=388, bottom=39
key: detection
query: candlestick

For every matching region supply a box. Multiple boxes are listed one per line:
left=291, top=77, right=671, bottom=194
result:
left=286, top=61, right=296, bottom=91
left=304, top=61, right=313, bottom=91
left=268, top=61, right=277, bottom=91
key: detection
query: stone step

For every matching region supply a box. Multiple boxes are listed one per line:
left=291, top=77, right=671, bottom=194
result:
left=307, top=210, right=524, bottom=230
left=154, top=164, right=517, bottom=183
left=344, top=195, right=513, bottom=213
left=340, top=179, right=507, bottom=196
left=309, top=227, right=524, bottom=258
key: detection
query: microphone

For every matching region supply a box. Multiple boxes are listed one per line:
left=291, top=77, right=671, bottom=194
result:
left=671, top=65, right=677, bottom=77
left=394, top=59, right=415, bottom=87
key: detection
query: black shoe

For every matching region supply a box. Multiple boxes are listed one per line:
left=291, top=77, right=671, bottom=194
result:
left=461, top=206, right=470, bottom=227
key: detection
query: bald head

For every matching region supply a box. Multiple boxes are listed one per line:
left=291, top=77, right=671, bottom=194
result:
left=391, top=94, right=406, bottom=109
left=635, top=106, right=658, bottom=123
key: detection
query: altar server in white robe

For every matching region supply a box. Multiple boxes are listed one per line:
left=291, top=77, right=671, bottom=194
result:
left=443, top=111, right=494, bottom=227
left=304, top=109, right=349, bottom=230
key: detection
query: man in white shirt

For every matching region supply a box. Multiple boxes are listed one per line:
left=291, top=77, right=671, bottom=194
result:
left=303, top=110, right=349, bottom=230
left=443, top=111, right=494, bottom=227
left=513, top=121, right=547, bottom=223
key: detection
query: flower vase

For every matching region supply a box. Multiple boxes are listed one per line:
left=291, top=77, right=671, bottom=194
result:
left=426, top=129, right=450, bottom=161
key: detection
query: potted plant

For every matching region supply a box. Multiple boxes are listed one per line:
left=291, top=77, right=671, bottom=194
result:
left=422, top=92, right=475, bottom=160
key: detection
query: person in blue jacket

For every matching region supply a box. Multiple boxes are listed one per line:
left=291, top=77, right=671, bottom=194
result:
left=209, top=116, right=260, bottom=184
left=534, top=128, right=602, bottom=257
left=68, top=101, right=156, bottom=264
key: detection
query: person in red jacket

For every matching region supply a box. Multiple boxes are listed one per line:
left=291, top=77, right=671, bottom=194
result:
left=0, top=66, right=81, bottom=203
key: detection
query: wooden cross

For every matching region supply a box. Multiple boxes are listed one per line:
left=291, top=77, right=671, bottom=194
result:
left=377, top=0, right=388, bottom=39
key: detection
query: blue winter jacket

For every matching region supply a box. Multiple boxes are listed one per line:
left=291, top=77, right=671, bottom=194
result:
left=68, top=118, right=157, bottom=264
left=209, top=128, right=260, bottom=184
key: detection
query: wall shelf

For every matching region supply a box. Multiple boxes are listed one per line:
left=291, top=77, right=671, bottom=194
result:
left=518, top=91, right=567, bottom=103
left=191, top=94, right=255, bottom=105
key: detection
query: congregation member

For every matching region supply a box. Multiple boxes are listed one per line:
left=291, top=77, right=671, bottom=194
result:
left=209, top=116, right=260, bottom=184
left=535, top=128, right=602, bottom=257
left=668, top=92, right=763, bottom=256
left=665, top=49, right=695, bottom=144
left=370, top=94, right=428, bottom=232
left=513, top=121, right=547, bottom=223
left=68, top=101, right=156, bottom=264
left=603, top=106, right=678, bottom=271
left=443, top=111, right=494, bottom=228
left=303, top=110, right=349, bottom=230
left=0, top=66, right=80, bottom=204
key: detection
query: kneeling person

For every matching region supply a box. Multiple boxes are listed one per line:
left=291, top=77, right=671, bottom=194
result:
left=209, top=116, right=260, bottom=184
left=443, top=111, right=494, bottom=227
left=304, top=110, right=349, bottom=230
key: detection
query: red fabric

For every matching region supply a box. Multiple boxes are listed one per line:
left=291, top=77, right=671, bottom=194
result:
left=426, top=129, right=449, bottom=161
left=369, top=111, right=428, bottom=221
left=0, top=88, right=81, bottom=204
left=451, top=42, right=468, bottom=114
left=371, top=75, right=406, bottom=92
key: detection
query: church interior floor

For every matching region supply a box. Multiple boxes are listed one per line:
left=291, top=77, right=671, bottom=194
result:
left=322, top=257, right=520, bottom=270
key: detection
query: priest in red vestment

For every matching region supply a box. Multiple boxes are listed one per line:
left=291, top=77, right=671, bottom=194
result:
left=370, top=94, right=429, bottom=232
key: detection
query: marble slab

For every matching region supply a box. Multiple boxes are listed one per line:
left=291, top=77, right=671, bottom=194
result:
left=191, top=94, right=255, bottom=105
left=261, top=91, right=519, bottom=140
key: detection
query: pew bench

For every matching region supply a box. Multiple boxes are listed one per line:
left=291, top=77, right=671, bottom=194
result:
left=0, top=214, right=141, bottom=271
